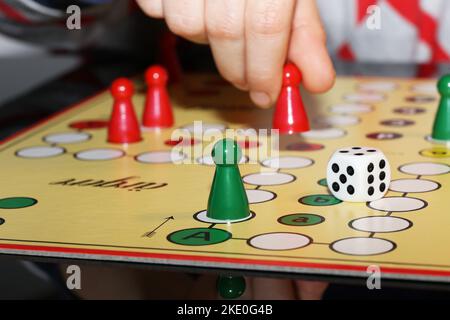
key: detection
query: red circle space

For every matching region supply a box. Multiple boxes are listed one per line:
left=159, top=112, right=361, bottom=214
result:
left=69, top=120, right=109, bottom=130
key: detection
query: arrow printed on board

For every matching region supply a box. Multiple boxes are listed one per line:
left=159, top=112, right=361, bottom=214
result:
left=142, top=216, right=174, bottom=238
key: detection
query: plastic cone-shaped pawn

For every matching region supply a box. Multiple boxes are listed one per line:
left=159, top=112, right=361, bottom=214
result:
left=207, top=139, right=250, bottom=221
left=432, top=74, right=450, bottom=141
left=108, top=78, right=142, bottom=144
left=273, top=63, right=310, bottom=134
left=142, top=65, right=174, bottom=128
left=158, top=31, right=182, bottom=83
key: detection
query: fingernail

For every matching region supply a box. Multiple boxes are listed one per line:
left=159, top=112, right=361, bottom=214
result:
left=234, top=83, right=248, bottom=91
left=250, top=91, right=271, bottom=108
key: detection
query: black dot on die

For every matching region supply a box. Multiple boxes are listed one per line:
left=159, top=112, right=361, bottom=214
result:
left=339, top=174, right=347, bottom=183
left=379, top=159, right=386, bottom=169
left=368, top=186, right=374, bottom=196
left=352, top=147, right=362, bottom=150
left=355, top=153, right=364, bottom=156
left=332, top=182, right=340, bottom=192
left=367, top=149, right=376, bottom=152
left=332, top=163, right=339, bottom=173
left=347, top=166, right=354, bottom=176
left=379, top=171, right=386, bottom=180
left=347, top=185, right=355, bottom=195
left=380, top=183, right=386, bottom=192
left=339, top=150, right=349, bottom=153
left=368, top=163, right=374, bottom=172
left=368, top=175, right=374, bottom=184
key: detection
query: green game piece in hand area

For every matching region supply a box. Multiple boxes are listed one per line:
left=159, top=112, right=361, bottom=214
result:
left=207, top=139, right=250, bottom=221
left=432, top=74, right=450, bottom=141
left=217, top=275, right=246, bottom=299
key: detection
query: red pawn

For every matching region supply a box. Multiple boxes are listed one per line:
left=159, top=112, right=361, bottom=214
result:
left=142, top=65, right=174, bottom=128
left=158, top=31, right=182, bottom=83
left=272, top=63, right=310, bottom=134
left=108, top=78, right=142, bottom=144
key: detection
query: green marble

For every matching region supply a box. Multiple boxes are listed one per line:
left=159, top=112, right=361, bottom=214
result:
left=217, top=275, right=246, bottom=299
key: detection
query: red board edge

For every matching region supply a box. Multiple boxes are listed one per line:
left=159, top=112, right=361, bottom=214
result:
left=0, top=243, right=449, bottom=279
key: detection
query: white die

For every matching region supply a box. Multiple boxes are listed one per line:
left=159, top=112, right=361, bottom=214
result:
left=326, top=146, right=391, bottom=202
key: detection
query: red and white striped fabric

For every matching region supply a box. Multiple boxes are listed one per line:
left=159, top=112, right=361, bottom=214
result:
left=317, top=0, right=450, bottom=63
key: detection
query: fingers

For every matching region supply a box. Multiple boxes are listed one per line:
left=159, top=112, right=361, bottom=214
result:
left=205, top=0, right=246, bottom=89
left=136, top=0, right=163, bottom=18
left=295, top=280, right=329, bottom=300
left=162, top=0, right=208, bottom=44
left=288, top=0, right=335, bottom=93
left=187, top=275, right=219, bottom=299
left=138, top=0, right=335, bottom=103
left=252, top=277, right=296, bottom=300
left=245, top=0, right=296, bottom=107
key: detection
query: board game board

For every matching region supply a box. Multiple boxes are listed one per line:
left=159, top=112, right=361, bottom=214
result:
left=0, top=73, right=449, bottom=283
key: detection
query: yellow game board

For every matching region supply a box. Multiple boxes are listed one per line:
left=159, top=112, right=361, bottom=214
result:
left=0, top=74, right=449, bottom=283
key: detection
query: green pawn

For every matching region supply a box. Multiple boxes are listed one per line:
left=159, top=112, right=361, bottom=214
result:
left=217, top=275, right=246, bottom=299
left=207, top=139, right=250, bottom=221
left=432, top=74, right=450, bottom=141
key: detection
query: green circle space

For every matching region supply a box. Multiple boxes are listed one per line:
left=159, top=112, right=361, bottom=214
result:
left=318, top=178, right=328, bottom=187
left=299, top=194, right=342, bottom=206
left=167, top=228, right=231, bottom=246
left=0, top=197, right=37, bottom=209
left=278, top=213, right=325, bottom=226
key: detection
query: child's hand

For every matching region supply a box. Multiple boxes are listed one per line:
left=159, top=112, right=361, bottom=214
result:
left=137, top=0, right=335, bottom=107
